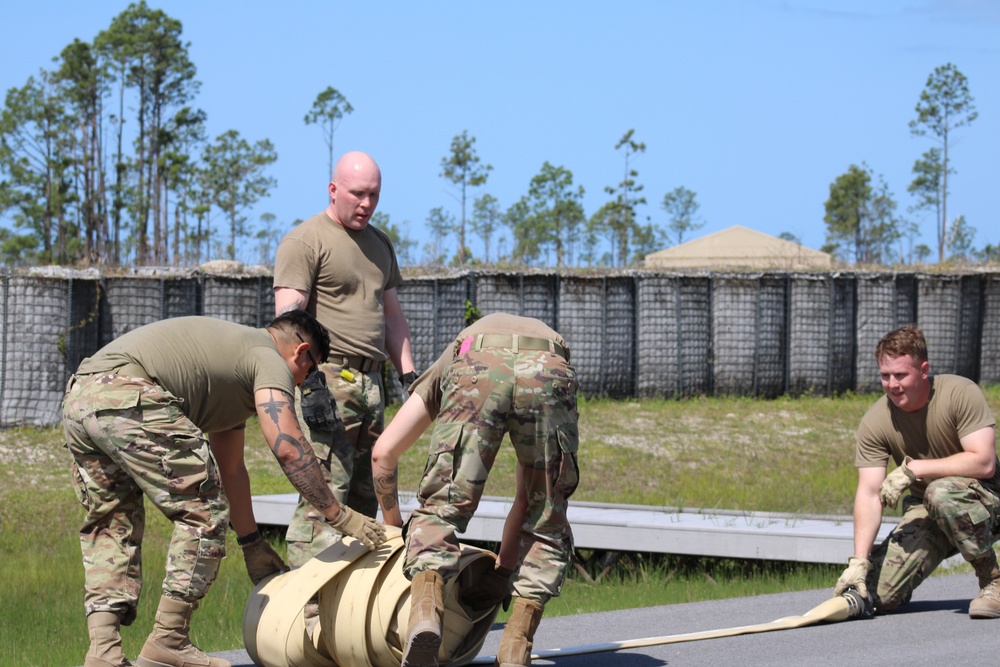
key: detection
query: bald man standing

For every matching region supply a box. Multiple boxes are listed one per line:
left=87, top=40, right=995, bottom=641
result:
left=274, top=152, right=416, bottom=582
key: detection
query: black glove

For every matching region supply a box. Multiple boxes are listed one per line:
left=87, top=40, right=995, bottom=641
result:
left=240, top=531, right=288, bottom=585
left=461, top=565, right=515, bottom=612
left=300, top=370, right=342, bottom=432
left=399, top=371, right=418, bottom=395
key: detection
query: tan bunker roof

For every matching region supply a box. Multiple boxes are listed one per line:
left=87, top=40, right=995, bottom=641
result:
left=644, top=225, right=832, bottom=270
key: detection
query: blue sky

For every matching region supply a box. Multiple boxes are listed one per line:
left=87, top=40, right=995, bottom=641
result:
left=1, top=0, right=998, bottom=265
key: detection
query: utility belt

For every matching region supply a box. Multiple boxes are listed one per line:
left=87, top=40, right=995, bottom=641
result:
left=471, top=333, right=569, bottom=361
left=332, top=355, right=381, bottom=373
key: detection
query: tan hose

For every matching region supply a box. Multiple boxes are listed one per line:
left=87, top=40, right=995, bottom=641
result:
left=242, top=527, right=501, bottom=667
left=469, top=593, right=858, bottom=664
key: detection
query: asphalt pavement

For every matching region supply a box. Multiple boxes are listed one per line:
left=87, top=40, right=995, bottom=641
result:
left=211, top=570, right=991, bottom=667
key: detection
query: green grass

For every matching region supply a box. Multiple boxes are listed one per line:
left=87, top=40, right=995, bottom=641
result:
left=3, top=387, right=998, bottom=665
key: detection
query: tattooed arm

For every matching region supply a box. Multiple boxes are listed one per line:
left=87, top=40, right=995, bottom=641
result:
left=371, top=393, right=433, bottom=527
left=254, top=387, right=343, bottom=521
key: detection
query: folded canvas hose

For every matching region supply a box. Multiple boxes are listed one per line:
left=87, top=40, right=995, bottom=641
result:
left=243, top=527, right=501, bottom=667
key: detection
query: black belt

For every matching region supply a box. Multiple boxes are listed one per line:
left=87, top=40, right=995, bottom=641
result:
left=335, top=355, right=380, bottom=373
left=472, top=334, right=568, bottom=361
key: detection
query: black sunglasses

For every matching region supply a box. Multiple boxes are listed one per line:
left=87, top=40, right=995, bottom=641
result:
left=295, top=332, right=318, bottom=369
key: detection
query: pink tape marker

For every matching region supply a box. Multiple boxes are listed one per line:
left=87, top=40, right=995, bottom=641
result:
left=459, top=336, right=474, bottom=356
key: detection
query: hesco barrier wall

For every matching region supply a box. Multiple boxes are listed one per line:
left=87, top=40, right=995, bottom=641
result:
left=2, top=267, right=999, bottom=427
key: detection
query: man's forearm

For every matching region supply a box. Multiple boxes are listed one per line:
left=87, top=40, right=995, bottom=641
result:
left=275, top=436, right=337, bottom=512
left=385, top=319, right=415, bottom=375
left=257, top=387, right=339, bottom=516
left=373, top=463, right=402, bottom=526
left=852, top=495, right=882, bottom=559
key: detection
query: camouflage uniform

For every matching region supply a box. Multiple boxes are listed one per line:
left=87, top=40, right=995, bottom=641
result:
left=855, top=374, right=1000, bottom=612
left=868, top=477, right=1000, bottom=611
left=404, top=345, right=579, bottom=605
left=62, top=372, right=228, bottom=625
left=286, top=364, right=383, bottom=566
left=274, top=209, right=405, bottom=569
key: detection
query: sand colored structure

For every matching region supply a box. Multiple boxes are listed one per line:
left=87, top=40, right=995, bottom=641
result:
left=644, top=225, right=832, bottom=270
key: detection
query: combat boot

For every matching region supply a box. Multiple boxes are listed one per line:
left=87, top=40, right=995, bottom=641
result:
left=84, top=611, right=133, bottom=667
left=136, top=596, right=230, bottom=667
left=969, top=551, right=1000, bottom=619
left=495, top=597, right=544, bottom=667
left=402, top=570, right=444, bottom=667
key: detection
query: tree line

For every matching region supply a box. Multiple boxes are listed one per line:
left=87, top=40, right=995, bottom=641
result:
left=0, top=1, right=276, bottom=266
left=0, top=2, right=708, bottom=270
left=361, top=66, right=996, bottom=269
left=1, top=4, right=994, bottom=269
left=386, top=128, right=706, bottom=269
left=822, top=63, right=995, bottom=265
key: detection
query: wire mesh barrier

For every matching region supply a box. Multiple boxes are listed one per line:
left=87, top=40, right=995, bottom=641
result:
left=983, top=275, right=1000, bottom=386
left=2, top=267, right=999, bottom=427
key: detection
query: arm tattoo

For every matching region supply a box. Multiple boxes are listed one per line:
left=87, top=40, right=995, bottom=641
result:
left=263, top=393, right=335, bottom=511
left=374, top=468, right=399, bottom=511
left=257, top=388, right=292, bottom=426
left=274, top=433, right=335, bottom=510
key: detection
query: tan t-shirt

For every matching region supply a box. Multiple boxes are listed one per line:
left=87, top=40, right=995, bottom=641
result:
left=273, top=211, right=402, bottom=361
left=75, top=317, right=295, bottom=433
left=856, top=374, right=1000, bottom=498
left=411, top=313, right=568, bottom=419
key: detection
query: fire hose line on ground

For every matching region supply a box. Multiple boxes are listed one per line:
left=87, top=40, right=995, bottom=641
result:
left=243, top=527, right=871, bottom=666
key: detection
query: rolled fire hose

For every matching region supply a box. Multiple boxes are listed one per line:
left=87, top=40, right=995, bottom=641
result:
left=242, top=526, right=502, bottom=667
left=467, top=587, right=872, bottom=664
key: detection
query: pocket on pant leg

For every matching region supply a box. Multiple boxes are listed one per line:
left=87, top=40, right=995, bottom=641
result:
left=170, top=538, right=225, bottom=601
left=553, top=425, right=579, bottom=499
left=70, top=460, right=92, bottom=509
left=417, top=421, right=464, bottom=506
left=160, top=444, right=213, bottom=496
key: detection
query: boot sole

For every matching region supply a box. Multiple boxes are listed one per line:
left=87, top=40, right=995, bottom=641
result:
left=136, top=654, right=230, bottom=667
left=136, top=658, right=170, bottom=667
left=401, top=627, right=441, bottom=667
left=969, top=608, right=1000, bottom=619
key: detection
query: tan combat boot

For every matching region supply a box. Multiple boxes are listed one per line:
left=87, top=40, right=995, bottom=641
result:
left=402, top=570, right=444, bottom=667
left=136, top=596, right=230, bottom=667
left=969, top=551, right=1000, bottom=619
left=495, top=597, right=544, bottom=667
left=84, top=611, right=133, bottom=667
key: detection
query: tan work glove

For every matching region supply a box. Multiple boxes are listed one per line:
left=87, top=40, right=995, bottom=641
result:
left=240, top=532, right=289, bottom=585
left=879, top=456, right=916, bottom=509
left=329, top=505, right=387, bottom=550
left=833, top=556, right=871, bottom=598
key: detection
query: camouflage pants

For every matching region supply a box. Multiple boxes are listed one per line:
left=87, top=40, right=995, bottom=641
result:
left=404, top=348, right=579, bottom=605
left=286, top=363, right=384, bottom=568
left=62, top=373, right=228, bottom=624
left=868, top=476, right=1000, bottom=611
